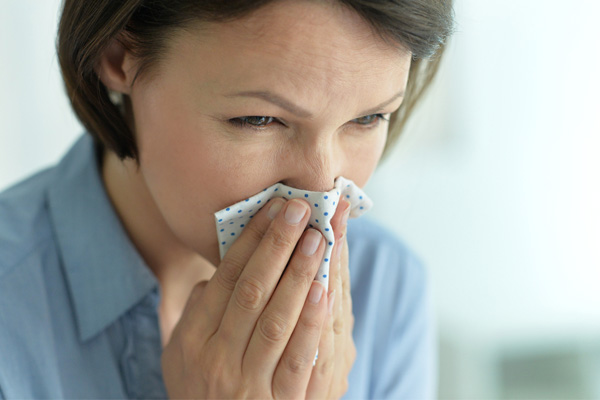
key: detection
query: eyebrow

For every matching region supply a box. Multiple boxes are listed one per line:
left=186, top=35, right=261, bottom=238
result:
left=223, top=89, right=405, bottom=118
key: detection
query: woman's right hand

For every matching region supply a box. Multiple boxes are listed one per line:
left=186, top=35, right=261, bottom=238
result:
left=161, top=197, right=330, bottom=399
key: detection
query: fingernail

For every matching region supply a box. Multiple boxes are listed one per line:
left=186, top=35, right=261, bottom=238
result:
left=345, top=200, right=352, bottom=212
left=267, top=199, right=285, bottom=220
left=301, top=229, right=322, bottom=256
left=309, top=281, right=324, bottom=304
left=328, top=290, right=336, bottom=315
left=341, top=207, right=350, bottom=228
left=285, top=199, right=307, bottom=225
left=342, top=201, right=352, bottom=226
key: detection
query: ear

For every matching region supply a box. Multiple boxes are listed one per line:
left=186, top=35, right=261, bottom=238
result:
left=94, top=36, right=137, bottom=95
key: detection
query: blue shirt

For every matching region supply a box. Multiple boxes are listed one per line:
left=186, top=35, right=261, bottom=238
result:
left=0, top=133, right=436, bottom=399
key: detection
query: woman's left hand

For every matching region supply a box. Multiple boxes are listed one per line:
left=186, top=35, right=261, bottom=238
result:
left=305, top=199, right=356, bottom=400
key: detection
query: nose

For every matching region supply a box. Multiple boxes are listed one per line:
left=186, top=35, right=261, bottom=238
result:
left=278, top=137, right=341, bottom=193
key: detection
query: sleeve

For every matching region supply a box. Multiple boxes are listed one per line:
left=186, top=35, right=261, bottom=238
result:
left=371, top=251, right=438, bottom=400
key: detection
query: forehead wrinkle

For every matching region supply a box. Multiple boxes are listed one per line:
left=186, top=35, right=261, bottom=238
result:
left=281, top=60, right=360, bottom=118
left=233, top=50, right=405, bottom=122
left=284, top=50, right=400, bottom=102
left=268, top=36, right=388, bottom=85
left=189, top=1, right=411, bottom=119
left=188, top=1, right=407, bottom=86
left=263, top=30, right=404, bottom=97
left=231, top=46, right=354, bottom=115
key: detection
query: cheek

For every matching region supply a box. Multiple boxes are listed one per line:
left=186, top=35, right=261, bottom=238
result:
left=345, top=128, right=387, bottom=188
left=131, top=88, right=275, bottom=250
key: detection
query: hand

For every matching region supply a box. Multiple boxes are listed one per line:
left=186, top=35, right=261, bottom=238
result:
left=306, top=199, right=356, bottom=399
left=161, top=197, right=331, bottom=399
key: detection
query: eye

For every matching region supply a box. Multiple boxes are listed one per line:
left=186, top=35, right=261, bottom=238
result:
left=228, top=116, right=279, bottom=130
left=228, top=113, right=390, bottom=131
left=352, top=113, right=390, bottom=127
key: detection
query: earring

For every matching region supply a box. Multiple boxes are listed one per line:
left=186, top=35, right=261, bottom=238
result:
left=108, top=90, right=123, bottom=106
left=108, top=89, right=125, bottom=115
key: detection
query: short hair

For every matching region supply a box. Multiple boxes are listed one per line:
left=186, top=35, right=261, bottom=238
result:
left=57, top=0, right=455, bottom=165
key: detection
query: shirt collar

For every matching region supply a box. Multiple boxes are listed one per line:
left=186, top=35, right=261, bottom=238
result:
left=47, top=133, right=160, bottom=342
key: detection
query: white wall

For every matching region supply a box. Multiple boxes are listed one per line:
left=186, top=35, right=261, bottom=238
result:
left=2, top=0, right=599, bottom=397
left=367, top=0, right=600, bottom=340
left=363, top=0, right=600, bottom=396
left=0, top=0, right=83, bottom=191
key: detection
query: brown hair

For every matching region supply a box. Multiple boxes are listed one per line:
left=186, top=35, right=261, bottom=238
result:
left=57, top=0, right=454, bottom=164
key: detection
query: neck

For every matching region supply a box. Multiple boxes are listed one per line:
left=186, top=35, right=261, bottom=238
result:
left=99, top=146, right=216, bottom=321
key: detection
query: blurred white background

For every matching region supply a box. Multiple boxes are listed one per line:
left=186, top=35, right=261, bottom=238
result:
left=1, top=0, right=599, bottom=398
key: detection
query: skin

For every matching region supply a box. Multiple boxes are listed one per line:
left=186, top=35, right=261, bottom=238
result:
left=95, top=0, right=411, bottom=397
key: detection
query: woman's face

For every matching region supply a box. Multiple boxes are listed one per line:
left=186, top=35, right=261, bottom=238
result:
left=124, top=0, right=412, bottom=266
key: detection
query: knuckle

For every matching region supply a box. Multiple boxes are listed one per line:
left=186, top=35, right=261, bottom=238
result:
left=314, top=354, right=334, bottom=375
left=272, top=376, right=289, bottom=399
left=326, top=311, right=335, bottom=330
left=216, top=323, right=233, bottom=346
left=245, top=223, right=266, bottom=243
left=299, top=312, right=323, bottom=332
left=286, top=262, right=315, bottom=289
left=265, top=228, right=295, bottom=253
left=284, top=351, right=312, bottom=374
left=216, top=257, right=244, bottom=292
left=235, top=275, right=266, bottom=311
left=333, top=318, right=345, bottom=335
left=259, top=313, right=289, bottom=343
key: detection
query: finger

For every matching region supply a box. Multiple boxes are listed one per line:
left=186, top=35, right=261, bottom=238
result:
left=330, top=235, right=350, bottom=399
left=340, top=233, right=353, bottom=330
left=327, top=211, right=350, bottom=400
left=341, top=235, right=357, bottom=375
left=332, top=206, right=349, bottom=333
left=331, top=200, right=350, bottom=270
left=187, top=197, right=287, bottom=337
left=324, top=198, right=347, bottom=283
left=244, top=228, right=326, bottom=381
left=305, top=290, right=336, bottom=399
left=331, top=242, right=345, bottom=395
left=218, top=199, right=312, bottom=364
left=271, top=280, right=328, bottom=399
left=329, top=199, right=350, bottom=250
left=328, top=198, right=349, bottom=305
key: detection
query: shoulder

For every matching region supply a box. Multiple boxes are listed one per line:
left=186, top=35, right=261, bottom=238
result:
left=0, top=168, right=74, bottom=398
left=346, top=217, right=436, bottom=399
left=346, top=216, right=431, bottom=349
left=348, top=216, right=425, bottom=262
left=0, top=167, right=56, bottom=279
left=347, top=216, right=427, bottom=292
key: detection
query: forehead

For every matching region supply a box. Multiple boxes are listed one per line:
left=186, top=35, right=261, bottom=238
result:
left=161, top=1, right=411, bottom=102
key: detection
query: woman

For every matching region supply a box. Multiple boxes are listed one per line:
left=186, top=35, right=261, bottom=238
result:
left=0, top=0, right=453, bottom=398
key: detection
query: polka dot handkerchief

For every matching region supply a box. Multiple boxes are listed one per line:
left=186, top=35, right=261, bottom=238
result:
left=214, top=176, right=373, bottom=290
